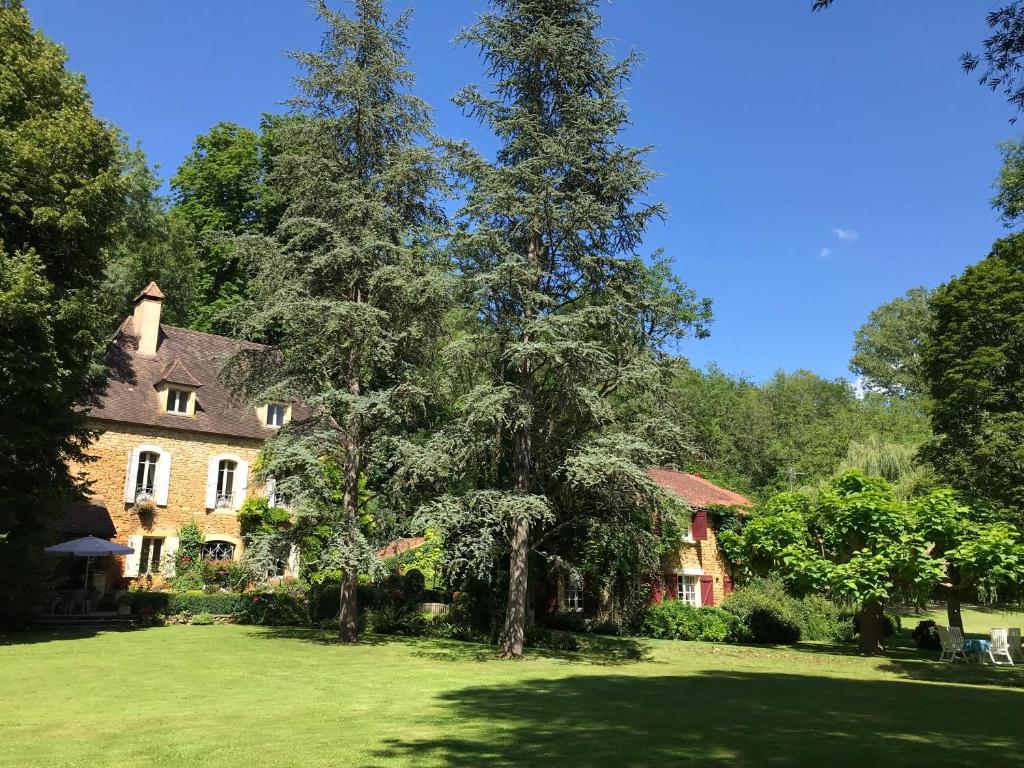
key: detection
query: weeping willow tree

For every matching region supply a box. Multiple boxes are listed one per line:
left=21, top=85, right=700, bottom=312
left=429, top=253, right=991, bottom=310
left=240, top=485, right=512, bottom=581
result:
left=839, top=434, right=932, bottom=500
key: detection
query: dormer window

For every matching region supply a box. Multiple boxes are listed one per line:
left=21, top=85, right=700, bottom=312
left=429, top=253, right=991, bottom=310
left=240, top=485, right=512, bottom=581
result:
left=267, top=403, right=286, bottom=427
left=166, top=388, right=190, bottom=414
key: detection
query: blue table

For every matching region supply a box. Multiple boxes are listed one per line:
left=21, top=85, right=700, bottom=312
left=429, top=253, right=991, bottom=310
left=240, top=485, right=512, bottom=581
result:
left=963, top=638, right=991, bottom=661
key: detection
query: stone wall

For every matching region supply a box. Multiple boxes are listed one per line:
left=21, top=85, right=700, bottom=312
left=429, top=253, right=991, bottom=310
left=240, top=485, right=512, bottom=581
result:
left=69, top=419, right=264, bottom=565
left=662, top=521, right=733, bottom=606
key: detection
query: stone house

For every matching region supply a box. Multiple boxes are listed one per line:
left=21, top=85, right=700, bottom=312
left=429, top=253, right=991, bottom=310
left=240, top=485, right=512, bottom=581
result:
left=645, top=467, right=750, bottom=608
left=542, top=468, right=750, bottom=616
left=68, top=282, right=293, bottom=583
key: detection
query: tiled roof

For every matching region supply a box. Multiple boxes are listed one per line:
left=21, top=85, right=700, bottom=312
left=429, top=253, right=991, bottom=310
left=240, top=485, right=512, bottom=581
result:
left=376, top=537, right=427, bottom=559
left=88, top=319, right=283, bottom=440
left=60, top=496, right=116, bottom=538
left=647, top=468, right=752, bottom=510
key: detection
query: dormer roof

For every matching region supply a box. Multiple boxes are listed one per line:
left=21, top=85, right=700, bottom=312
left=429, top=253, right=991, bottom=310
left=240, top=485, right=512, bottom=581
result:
left=157, top=359, right=202, bottom=389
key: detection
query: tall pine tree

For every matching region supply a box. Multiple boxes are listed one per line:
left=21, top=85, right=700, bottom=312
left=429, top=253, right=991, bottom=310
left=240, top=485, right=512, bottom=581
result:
left=225, top=0, right=447, bottom=641
left=430, top=0, right=711, bottom=658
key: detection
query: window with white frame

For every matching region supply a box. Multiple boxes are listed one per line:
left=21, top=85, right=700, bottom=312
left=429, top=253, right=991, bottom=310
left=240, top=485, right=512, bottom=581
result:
left=135, top=451, right=159, bottom=501
left=201, top=539, right=236, bottom=561
left=216, top=459, right=237, bottom=508
left=138, top=537, right=164, bottom=574
left=566, top=581, right=584, bottom=612
left=166, top=388, right=190, bottom=414
left=266, top=403, right=286, bottom=427
left=678, top=575, right=699, bottom=607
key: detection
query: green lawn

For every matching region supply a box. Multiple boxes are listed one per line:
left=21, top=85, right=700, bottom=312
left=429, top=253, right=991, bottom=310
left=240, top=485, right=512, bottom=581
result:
left=895, top=603, right=1024, bottom=636
left=1, top=626, right=1022, bottom=768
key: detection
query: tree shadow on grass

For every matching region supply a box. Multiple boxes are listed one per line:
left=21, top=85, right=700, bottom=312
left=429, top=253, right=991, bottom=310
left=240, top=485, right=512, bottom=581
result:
left=881, top=656, right=1024, bottom=690
left=0, top=626, right=149, bottom=646
left=367, top=670, right=1024, bottom=768
left=250, top=626, right=649, bottom=665
left=407, top=634, right=649, bottom=666
left=249, top=626, right=405, bottom=647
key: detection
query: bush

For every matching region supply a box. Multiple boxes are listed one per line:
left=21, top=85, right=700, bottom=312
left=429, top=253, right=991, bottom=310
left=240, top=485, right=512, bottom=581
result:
left=912, top=619, right=942, bottom=650
left=747, top=606, right=801, bottom=644
left=539, top=611, right=589, bottom=633
left=588, top=618, right=621, bottom=636
left=175, top=521, right=204, bottom=574
left=363, top=604, right=427, bottom=636
left=524, top=626, right=580, bottom=651
left=165, top=591, right=250, bottom=615
left=884, top=612, right=901, bottom=637
left=239, top=585, right=308, bottom=626
left=640, top=602, right=740, bottom=643
left=422, top=617, right=489, bottom=643
left=199, top=559, right=250, bottom=591
left=722, top=578, right=803, bottom=644
left=191, top=612, right=214, bottom=625
left=794, top=594, right=852, bottom=643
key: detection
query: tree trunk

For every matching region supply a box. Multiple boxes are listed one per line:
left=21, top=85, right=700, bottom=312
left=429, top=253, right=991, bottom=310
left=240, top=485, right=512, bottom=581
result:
left=942, top=573, right=958, bottom=630
left=498, top=417, right=531, bottom=659
left=856, top=598, right=886, bottom=655
left=498, top=514, right=529, bottom=659
left=338, top=570, right=358, bottom=642
left=497, top=234, right=539, bottom=660
left=338, top=346, right=362, bottom=644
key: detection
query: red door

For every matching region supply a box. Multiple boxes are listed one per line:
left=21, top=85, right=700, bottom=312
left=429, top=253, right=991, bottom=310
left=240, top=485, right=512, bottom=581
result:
left=699, top=576, right=715, bottom=607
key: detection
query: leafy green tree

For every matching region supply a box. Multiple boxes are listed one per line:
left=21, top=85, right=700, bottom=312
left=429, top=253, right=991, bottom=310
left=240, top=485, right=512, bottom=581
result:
left=850, top=287, right=932, bottom=398
left=921, top=234, right=1024, bottom=520
left=425, top=0, right=711, bottom=658
left=98, top=141, right=206, bottom=327
left=224, top=0, right=447, bottom=642
left=992, top=138, right=1024, bottom=228
left=170, top=117, right=288, bottom=331
left=0, top=0, right=128, bottom=621
left=731, top=471, right=943, bottom=654
left=911, top=489, right=1024, bottom=631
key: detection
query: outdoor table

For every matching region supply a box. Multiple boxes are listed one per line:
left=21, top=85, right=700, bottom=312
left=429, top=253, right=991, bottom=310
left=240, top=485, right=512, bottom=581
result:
left=963, top=638, right=991, bottom=663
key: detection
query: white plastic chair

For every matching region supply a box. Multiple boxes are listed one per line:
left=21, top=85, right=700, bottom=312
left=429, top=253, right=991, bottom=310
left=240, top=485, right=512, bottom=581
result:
left=988, top=628, right=1015, bottom=665
left=937, top=626, right=969, bottom=663
left=1008, top=628, right=1024, bottom=663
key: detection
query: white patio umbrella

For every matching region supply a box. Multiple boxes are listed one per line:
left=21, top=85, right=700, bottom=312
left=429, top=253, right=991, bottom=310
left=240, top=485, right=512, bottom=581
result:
left=45, top=535, right=135, bottom=590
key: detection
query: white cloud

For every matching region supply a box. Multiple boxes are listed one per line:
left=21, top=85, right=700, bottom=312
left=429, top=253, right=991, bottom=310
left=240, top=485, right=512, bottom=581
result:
left=833, top=227, right=858, bottom=241
left=819, top=247, right=831, bottom=257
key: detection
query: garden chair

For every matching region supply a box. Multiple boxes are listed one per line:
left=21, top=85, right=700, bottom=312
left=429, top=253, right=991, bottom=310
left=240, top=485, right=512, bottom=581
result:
left=937, top=626, right=969, bottom=662
left=1008, top=628, right=1024, bottom=663
left=987, top=628, right=1015, bottom=665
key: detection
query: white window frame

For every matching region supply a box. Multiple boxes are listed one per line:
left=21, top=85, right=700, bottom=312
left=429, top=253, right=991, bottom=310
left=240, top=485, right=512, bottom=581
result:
left=678, top=574, right=699, bottom=607
left=266, top=403, right=286, bottom=427
left=165, top=388, right=190, bottom=414
left=205, top=453, right=248, bottom=511
left=566, top=581, right=584, bottom=612
left=135, top=451, right=159, bottom=501
left=124, top=444, right=172, bottom=506
left=138, top=536, right=164, bottom=575
left=216, top=460, right=237, bottom=508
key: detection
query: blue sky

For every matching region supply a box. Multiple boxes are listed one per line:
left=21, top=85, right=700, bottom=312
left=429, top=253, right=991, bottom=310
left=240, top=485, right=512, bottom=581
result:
left=27, top=1, right=1013, bottom=382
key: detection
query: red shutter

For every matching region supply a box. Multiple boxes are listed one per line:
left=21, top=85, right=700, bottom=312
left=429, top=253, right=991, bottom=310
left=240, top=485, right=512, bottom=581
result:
left=665, top=575, right=679, bottom=600
left=648, top=578, right=663, bottom=605
left=723, top=575, right=734, bottom=595
left=699, top=576, right=715, bottom=606
left=692, top=510, right=708, bottom=541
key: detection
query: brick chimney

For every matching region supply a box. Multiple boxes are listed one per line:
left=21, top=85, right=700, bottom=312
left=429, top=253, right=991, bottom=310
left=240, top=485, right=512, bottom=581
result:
left=132, top=281, right=165, bottom=355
